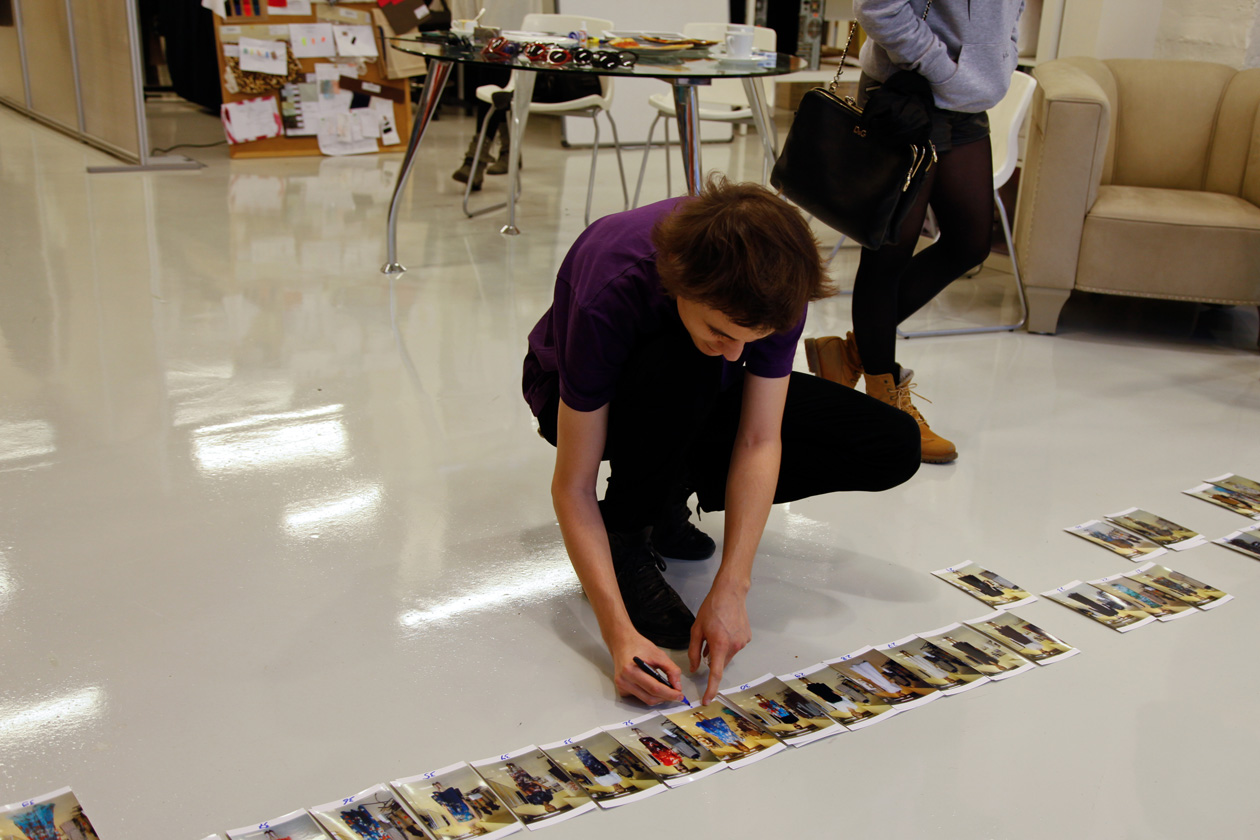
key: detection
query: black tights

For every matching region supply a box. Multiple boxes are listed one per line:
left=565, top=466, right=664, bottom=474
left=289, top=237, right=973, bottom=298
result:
left=851, top=135, right=995, bottom=376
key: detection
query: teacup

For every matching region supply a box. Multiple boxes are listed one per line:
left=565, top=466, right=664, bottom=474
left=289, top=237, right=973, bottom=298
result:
left=725, top=24, right=755, bottom=59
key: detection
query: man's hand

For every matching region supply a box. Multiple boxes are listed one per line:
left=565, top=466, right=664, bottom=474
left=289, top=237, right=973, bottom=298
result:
left=688, top=583, right=751, bottom=705
left=610, top=632, right=685, bottom=706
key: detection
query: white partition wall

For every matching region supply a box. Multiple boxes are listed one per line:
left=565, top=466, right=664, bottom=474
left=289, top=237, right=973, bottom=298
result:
left=0, top=0, right=190, bottom=168
left=556, top=0, right=731, bottom=146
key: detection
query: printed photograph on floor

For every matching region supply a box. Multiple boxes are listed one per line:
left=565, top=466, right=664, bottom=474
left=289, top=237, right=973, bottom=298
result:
left=918, top=624, right=1037, bottom=678
left=1091, top=573, right=1197, bottom=621
left=826, top=646, right=941, bottom=708
left=1205, top=473, right=1260, bottom=501
left=933, top=560, right=1035, bottom=608
left=878, top=634, right=990, bottom=694
left=311, top=783, right=429, bottom=840
left=1214, top=525, right=1260, bottom=560
left=393, top=761, right=521, bottom=839
left=539, top=728, right=667, bottom=808
left=227, top=809, right=328, bottom=840
left=964, top=611, right=1080, bottom=664
left=780, top=664, right=899, bottom=730
left=1043, top=581, right=1158, bottom=632
left=1065, top=519, right=1166, bottom=560
left=472, top=747, right=597, bottom=828
left=601, top=713, right=725, bottom=787
left=1, top=788, right=101, bottom=840
left=662, top=700, right=786, bottom=767
left=1104, top=507, right=1205, bottom=550
left=718, top=673, right=841, bottom=746
left=1184, top=483, right=1260, bottom=518
left=1127, top=563, right=1234, bottom=610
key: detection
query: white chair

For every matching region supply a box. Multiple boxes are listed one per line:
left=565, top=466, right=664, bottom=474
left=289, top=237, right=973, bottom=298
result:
left=631, top=23, right=778, bottom=207
left=463, top=13, right=629, bottom=226
left=823, top=71, right=1037, bottom=337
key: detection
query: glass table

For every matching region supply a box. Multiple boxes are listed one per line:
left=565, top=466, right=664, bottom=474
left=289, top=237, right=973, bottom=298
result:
left=382, top=37, right=804, bottom=273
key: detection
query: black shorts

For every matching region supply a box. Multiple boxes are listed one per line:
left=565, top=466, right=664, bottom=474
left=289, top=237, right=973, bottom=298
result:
left=857, top=73, right=989, bottom=154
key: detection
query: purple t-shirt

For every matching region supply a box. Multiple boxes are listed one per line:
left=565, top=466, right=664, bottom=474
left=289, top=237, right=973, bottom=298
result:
left=522, top=197, right=805, bottom=417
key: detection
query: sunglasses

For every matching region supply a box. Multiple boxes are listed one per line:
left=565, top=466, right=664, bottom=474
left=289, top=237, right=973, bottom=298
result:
left=481, top=36, right=522, bottom=61
left=522, top=41, right=573, bottom=65
left=571, top=48, right=637, bottom=69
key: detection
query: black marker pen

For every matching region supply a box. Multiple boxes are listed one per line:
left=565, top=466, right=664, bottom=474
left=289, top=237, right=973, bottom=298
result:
left=633, top=656, right=690, bottom=706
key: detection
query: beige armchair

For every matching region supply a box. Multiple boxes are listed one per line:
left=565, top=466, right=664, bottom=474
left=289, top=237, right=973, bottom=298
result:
left=1013, top=57, right=1260, bottom=334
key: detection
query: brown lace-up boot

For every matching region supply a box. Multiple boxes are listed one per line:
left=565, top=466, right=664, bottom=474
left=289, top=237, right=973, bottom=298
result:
left=804, top=332, right=863, bottom=389
left=863, top=367, right=957, bottom=464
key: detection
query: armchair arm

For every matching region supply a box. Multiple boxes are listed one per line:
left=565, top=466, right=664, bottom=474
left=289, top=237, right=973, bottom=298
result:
left=1013, top=60, right=1113, bottom=297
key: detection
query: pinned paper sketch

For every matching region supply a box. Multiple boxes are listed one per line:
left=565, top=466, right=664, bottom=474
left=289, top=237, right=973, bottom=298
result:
left=1090, top=573, right=1197, bottom=621
left=661, top=700, right=786, bottom=768
left=310, top=784, right=428, bottom=840
left=393, top=762, right=521, bottom=839
left=289, top=23, right=336, bottom=58
left=1, top=788, right=101, bottom=840
left=1043, top=581, right=1158, bottom=632
left=539, top=729, right=667, bottom=808
left=918, top=623, right=1037, bottom=678
left=471, top=746, right=597, bottom=830
left=1184, top=483, right=1260, bottom=518
left=965, top=611, right=1079, bottom=665
left=933, top=561, right=1036, bottom=609
left=333, top=24, right=379, bottom=58
left=877, top=634, right=991, bottom=695
left=826, top=646, right=941, bottom=709
left=1065, top=519, right=1166, bottom=560
left=718, top=673, right=842, bottom=747
left=780, top=663, right=899, bottom=730
left=239, top=37, right=289, bottom=75
left=1104, top=508, right=1206, bottom=551
left=1215, top=524, right=1260, bottom=560
left=221, top=96, right=282, bottom=143
left=1127, top=562, right=1233, bottom=610
left=602, top=713, right=725, bottom=787
left=227, top=809, right=327, bottom=840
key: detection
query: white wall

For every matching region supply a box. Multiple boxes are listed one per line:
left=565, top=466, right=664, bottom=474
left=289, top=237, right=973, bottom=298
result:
left=1155, top=0, right=1259, bottom=67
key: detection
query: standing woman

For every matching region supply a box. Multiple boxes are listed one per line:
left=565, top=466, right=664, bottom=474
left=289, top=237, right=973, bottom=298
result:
left=806, top=0, right=1024, bottom=463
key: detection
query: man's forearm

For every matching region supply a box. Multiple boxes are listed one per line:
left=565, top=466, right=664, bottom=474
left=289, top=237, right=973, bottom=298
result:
left=552, top=486, right=636, bottom=644
left=715, top=436, right=781, bottom=592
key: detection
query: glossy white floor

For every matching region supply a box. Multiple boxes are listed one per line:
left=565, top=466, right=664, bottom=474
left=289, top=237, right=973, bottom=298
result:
left=2, top=96, right=1259, bottom=840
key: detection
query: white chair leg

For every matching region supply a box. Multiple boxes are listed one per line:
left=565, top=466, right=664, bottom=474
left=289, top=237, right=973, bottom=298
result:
left=584, top=113, right=601, bottom=227
left=604, top=111, right=629, bottom=212
left=663, top=120, right=671, bottom=196
left=462, top=105, right=500, bottom=218
left=632, top=113, right=662, bottom=209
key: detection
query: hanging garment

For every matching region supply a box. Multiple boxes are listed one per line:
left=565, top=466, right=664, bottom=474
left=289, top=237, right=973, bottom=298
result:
left=848, top=659, right=903, bottom=695
left=432, top=787, right=476, bottom=823
left=693, top=715, right=743, bottom=747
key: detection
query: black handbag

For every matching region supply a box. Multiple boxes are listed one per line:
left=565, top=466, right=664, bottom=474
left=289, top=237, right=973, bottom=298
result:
left=771, top=10, right=936, bottom=250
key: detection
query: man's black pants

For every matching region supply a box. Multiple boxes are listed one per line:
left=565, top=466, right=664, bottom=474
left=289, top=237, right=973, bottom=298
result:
left=538, top=321, right=921, bottom=532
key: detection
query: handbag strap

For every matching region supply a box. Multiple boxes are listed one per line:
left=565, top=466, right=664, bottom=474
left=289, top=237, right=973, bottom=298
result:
left=828, top=0, right=933, bottom=94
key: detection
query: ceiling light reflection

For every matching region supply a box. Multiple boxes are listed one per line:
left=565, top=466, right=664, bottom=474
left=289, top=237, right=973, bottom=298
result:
left=284, top=486, right=383, bottom=534
left=399, top=565, right=575, bottom=628
left=191, top=405, right=347, bottom=473
left=0, top=420, right=56, bottom=463
left=0, top=687, right=104, bottom=741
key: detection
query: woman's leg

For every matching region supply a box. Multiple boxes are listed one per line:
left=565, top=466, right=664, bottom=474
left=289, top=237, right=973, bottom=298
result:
left=894, top=135, right=995, bottom=321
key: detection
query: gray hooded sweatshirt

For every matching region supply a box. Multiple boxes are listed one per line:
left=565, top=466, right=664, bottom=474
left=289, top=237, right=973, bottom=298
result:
left=855, top=0, right=1025, bottom=113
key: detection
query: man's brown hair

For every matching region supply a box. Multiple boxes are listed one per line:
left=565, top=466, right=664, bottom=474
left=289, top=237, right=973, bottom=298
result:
left=652, top=174, right=833, bottom=333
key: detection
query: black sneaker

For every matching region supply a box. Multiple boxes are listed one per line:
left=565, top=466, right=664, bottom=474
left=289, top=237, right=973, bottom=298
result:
left=651, top=501, right=716, bottom=561
left=607, top=528, right=696, bottom=650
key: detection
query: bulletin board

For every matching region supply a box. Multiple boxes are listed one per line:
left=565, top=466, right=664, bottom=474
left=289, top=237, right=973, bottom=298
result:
left=211, top=2, right=415, bottom=159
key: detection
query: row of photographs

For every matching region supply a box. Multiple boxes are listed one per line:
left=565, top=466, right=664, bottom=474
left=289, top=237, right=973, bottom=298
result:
left=0, top=613, right=1074, bottom=840
left=1042, top=561, right=1232, bottom=632
left=1063, top=473, right=1260, bottom=561
left=207, top=611, right=1077, bottom=839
